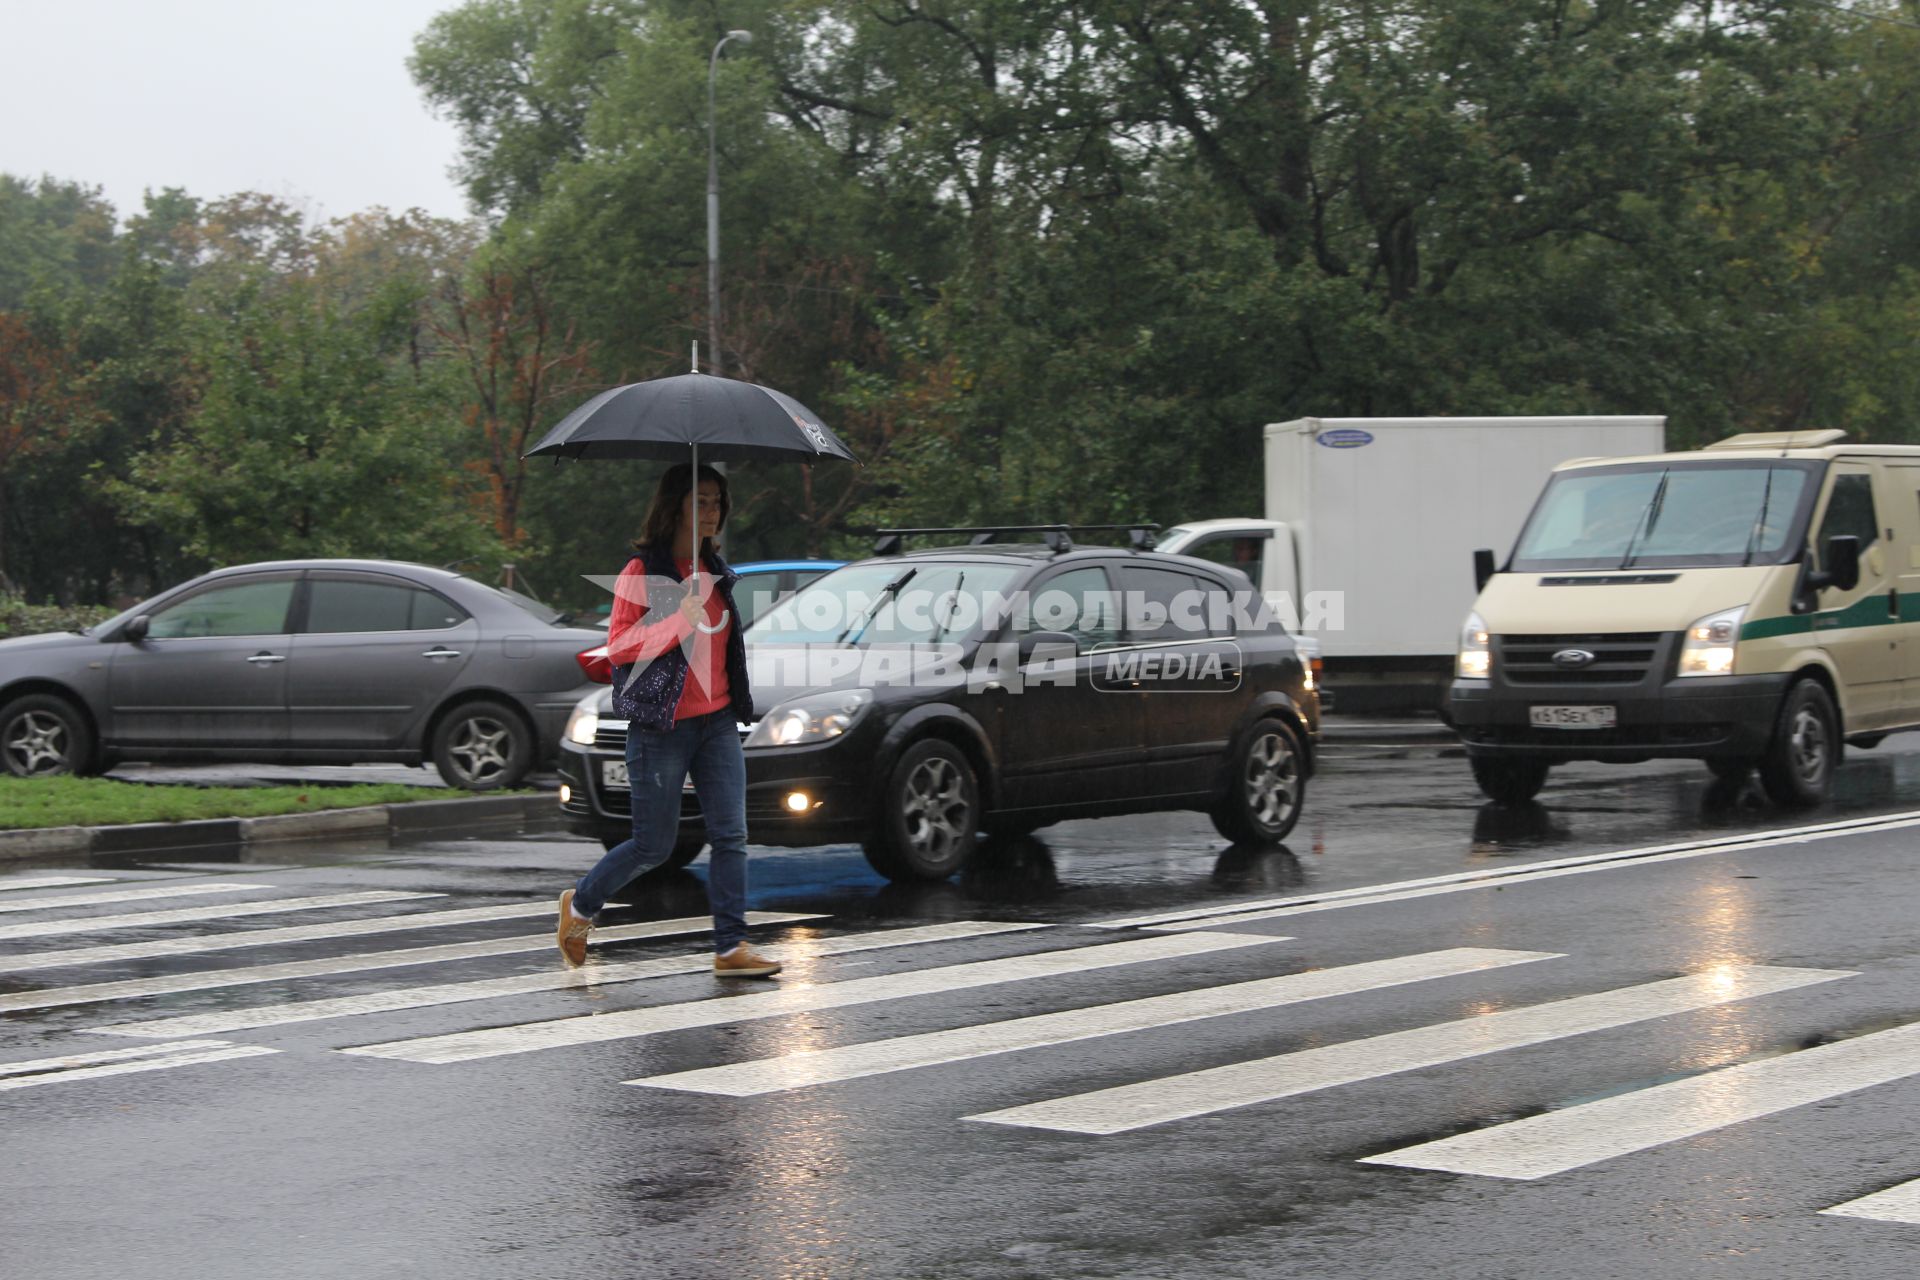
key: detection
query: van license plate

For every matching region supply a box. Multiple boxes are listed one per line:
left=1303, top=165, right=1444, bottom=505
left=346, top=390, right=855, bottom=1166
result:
left=1530, top=705, right=1616, bottom=729
left=601, top=761, right=628, bottom=790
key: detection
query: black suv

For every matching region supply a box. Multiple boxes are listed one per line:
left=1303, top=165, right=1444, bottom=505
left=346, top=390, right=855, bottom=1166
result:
left=556, top=529, right=1321, bottom=881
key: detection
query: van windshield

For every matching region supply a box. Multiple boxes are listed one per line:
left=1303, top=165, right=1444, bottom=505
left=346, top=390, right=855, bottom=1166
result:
left=1510, top=461, right=1819, bottom=571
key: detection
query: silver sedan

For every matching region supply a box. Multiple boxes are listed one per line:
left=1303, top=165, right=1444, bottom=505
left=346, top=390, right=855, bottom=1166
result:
left=0, top=559, right=608, bottom=789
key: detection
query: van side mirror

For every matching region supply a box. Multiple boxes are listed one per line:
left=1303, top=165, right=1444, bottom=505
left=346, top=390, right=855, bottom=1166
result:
left=1809, top=535, right=1862, bottom=594
left=1473, top=548, right=1497, bottom=593
left=121, top=615, right=150, bottom=643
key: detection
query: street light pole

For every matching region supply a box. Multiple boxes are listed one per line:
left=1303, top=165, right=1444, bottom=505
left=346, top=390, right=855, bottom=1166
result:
left=707, top=28, right=752, bottom=377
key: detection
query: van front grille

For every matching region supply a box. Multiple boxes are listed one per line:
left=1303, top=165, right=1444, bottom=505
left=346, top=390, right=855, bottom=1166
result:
left=1498, top=633, right=1663, bottom=686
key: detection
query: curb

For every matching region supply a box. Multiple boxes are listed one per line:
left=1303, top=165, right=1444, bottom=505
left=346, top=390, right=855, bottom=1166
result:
left=0, top=793, right=553, bottom=863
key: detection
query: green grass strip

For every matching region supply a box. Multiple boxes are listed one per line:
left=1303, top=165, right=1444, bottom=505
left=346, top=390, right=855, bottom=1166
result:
left=0, top=777, right=499, bottom=830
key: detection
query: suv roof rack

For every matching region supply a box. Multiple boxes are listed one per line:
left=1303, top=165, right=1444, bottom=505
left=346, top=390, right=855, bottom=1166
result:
left=871, top=524, right=1159, bottom=556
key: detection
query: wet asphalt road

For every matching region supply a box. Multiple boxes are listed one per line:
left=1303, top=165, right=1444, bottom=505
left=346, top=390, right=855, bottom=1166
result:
left=10, top=733, right=1920, bottom=1278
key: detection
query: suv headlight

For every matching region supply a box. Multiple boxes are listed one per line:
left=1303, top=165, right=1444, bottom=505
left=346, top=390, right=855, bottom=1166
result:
left=1677, top=606, right=1745, bottom=677
left=564, top=701, right=600, bottom=746
left=1457, top=611, right=1491, bottom=679
left=744, top=689, right=874, bottom=748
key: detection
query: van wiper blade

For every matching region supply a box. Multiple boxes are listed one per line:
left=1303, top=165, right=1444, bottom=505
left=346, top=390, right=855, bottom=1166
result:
left=1742, top=466, right=1778, bottom=567
left=1619, top=470, right=1670, bottom=569
left=835, top=567, right=919, bottom=646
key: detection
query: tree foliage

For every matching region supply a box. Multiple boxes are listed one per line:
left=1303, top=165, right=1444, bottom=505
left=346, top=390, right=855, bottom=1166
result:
left=4, top=0, right=1919, bottom=605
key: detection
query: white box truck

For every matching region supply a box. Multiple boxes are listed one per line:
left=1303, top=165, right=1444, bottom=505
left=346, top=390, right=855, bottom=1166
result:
left=1155, top=415, right=1668, bottom=711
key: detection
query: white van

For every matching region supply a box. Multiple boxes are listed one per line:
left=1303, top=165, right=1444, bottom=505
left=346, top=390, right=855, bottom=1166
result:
left=1448, top=430, right=1910, bottom=807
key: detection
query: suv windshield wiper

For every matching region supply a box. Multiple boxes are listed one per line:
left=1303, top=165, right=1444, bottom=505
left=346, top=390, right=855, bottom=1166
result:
left=930, top=571, right=966, bottom=644
left=1619, top=470, right=1671, bottom=569
left=835, top=568, right=919, bottom=646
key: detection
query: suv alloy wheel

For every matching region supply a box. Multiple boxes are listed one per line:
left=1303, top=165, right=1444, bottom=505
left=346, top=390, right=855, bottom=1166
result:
left=864, top=738, right=980, bottom=881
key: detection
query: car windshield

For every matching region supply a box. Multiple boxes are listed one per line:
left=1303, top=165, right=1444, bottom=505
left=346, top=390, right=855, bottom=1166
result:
left=746, top=561, right=1024, bottom=647
left=1509, top=461, right=1819, bottom=571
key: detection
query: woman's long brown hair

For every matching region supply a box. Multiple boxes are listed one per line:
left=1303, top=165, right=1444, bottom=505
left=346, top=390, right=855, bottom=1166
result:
left=632, top=462, right=731, bottom=556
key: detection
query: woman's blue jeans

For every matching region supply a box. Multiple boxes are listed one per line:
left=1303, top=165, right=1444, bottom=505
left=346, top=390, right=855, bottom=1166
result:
left=573, top=709, right=749, bottom=953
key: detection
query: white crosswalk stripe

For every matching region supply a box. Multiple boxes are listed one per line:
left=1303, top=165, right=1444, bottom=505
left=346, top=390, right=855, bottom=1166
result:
left=0, top=901, right=562, bottom=973
left=1098, top=810, right=1920, bottom=932
left=0, top=912, right=828, bottom=1014
left=0, top=1040, right=277, bottom=1092
left=90, top=921, right=1044, bottom=1038
left=0, top=890, right=438, bottom=942
left=342, top=931, right=1287, bottom=1065
left=629, top=947, right=1558, bottom=1097
left=0, top=881, right=275, bottom=915
left=0, top=876, right=116, bottom=893
left=1823, top=1178, right=1920, bottom=1225
left=966, top=965, right=1851, bottom=1135
left=1365, top=1014, right=1920, bottom=1181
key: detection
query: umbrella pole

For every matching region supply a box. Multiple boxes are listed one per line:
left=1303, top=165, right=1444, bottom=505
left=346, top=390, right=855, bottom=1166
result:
left=690, top=441, right=700, bottom=584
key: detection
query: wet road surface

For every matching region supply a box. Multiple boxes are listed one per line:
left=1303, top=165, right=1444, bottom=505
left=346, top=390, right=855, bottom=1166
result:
left=10, top=733, right=1920, bottom=1278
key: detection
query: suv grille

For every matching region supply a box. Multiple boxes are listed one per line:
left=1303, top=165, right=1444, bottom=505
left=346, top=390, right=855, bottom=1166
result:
left=1498, top=633, right=1662, bottom=686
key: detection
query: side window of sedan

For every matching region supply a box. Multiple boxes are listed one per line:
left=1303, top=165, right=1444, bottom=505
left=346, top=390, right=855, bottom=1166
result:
left=306, top=580, right=468, bottom=633
left=146, top=578, right=296, bottom=639
left=1021, top=567, right=1122, bottom=649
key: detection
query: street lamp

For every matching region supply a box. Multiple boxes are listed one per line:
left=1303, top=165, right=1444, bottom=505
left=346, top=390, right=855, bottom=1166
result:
left=707, top=28, right=752, bottom=376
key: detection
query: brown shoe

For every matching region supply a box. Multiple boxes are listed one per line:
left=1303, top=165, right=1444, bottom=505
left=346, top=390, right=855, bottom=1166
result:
left=713, top=944, right=782, bottom=978
left=556, top=890, right=592, bottom=967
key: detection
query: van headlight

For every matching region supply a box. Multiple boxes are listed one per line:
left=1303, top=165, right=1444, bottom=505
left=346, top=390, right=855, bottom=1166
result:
left=564, top=703, right=600, bottom=745
left=1456, top=611, right=1491, bottom=680
left=744, top=689, right=874, bottom=748
left=1677, top=606, right=1745, bottom=677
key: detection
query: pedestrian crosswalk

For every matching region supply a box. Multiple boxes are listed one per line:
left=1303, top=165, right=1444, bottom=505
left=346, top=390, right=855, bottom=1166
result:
left=96, top=920, right=1042, bottom=1039
left=6, top=870, right=1920, bottom=1228
left=341, top=930, right=1278, bottom=1065
left=966, top=965, right=1848, bottom=1134
left=0, top=875, right=115, bottom=893
left=630, top=946, right=1554, bottom=1098
left=0, top=879, right=221, bottom=911
left=0, top=1039, right=278, bottom=1092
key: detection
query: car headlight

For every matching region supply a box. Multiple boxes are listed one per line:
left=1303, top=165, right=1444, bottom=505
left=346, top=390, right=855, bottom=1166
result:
left=1677, top=605, right=1745, bottom=677
left=744, top=689, right=874, bottom=748
left=1457, top=610, right=1491, bottom=680
left=564, top=703, right=600, bottom=745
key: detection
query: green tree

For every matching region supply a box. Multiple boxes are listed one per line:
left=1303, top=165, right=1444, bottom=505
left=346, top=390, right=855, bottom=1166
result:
left=0, top=175, right=117, bottom=309
left=108, top=261, right=500, bottom=568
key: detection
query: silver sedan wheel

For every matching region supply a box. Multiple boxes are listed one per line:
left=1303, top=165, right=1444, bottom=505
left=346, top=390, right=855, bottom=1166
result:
left=445, top=715, right=514, bottom=785
left=1243, top=729, right=1301, bottom=829
left=4, top=710, right=71, bottom=776
left=901, top=755, right=972, bottom=864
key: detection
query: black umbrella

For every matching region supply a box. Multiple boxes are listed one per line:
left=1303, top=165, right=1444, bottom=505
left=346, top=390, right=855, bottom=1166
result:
left=524, top=370, right=859, bottom=599
left=526, top=371, right=858, bottom=464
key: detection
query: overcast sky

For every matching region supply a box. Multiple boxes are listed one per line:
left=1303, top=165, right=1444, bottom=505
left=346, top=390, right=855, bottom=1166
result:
left=1, top=0, right=473, bottom=225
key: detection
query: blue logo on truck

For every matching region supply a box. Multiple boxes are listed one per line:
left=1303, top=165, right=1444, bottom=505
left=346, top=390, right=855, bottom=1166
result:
left=1316, top=428, right=1373, bottom=449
